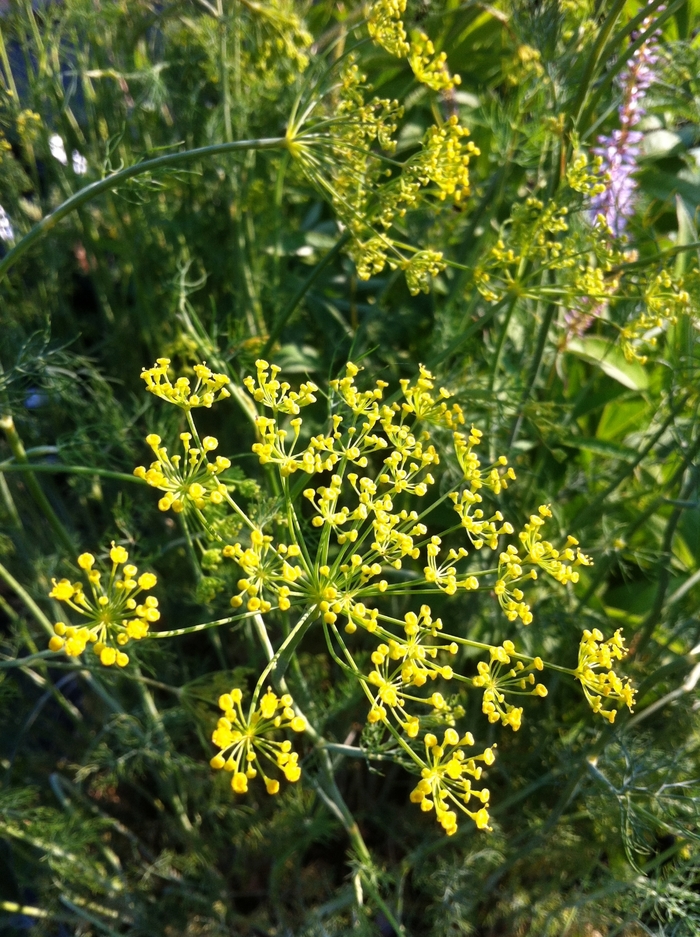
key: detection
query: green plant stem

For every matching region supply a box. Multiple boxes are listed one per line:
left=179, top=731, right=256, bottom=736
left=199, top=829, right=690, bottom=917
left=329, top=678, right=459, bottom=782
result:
left=611, top=240, right=700, bottom=275
left=0, top=560, right=54, bottom=636
left=569, top=0, right=628, bottom=127
left=0, top=415, right=74, bottom=552
left=633, top=466, right=699, bottom=658
left=250, top=604, right=317, bottom=709
left=251, top=613, right=375, bottom=871
left=0, top=462, right=147, bottom=484
left=151, top=612, right=254, bottom=638
left=135, top=674, right=193, bottom=833
left=574, top=426, right=700, bottom=610
left=507, top=298, right=557, bottom=451
left=577, top=0, right=685, bottom=137
left=0, top=136, right=286, bottom=284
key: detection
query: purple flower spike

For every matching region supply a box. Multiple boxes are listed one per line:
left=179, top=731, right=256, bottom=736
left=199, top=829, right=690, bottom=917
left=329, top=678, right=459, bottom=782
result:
left=589, top=12, right=663, bottom=236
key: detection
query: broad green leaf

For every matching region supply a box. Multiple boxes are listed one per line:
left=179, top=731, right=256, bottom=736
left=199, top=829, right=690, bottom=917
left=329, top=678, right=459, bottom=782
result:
left=566, top=336, right=649, bottom=390
left=675, top=194, right=699, bottom=277
left=596, top=397, right=649, bottom=441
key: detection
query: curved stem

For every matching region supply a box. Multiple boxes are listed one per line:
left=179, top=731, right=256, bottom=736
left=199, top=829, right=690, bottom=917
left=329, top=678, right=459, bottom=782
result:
left=150, top=612, right=254, bottom=639
left=0, top=136, right=286, bottom=283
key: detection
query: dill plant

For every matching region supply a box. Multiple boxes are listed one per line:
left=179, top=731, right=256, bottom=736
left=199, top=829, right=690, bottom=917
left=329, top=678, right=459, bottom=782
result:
left=43, top=354, right=634, bottom=838
left=0, top=0, right=700, bottom=934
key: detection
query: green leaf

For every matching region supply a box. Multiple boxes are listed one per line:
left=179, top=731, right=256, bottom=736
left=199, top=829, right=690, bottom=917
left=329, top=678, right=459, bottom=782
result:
left=556, top=436, right=638, bottom=461
left=565, top=337, right=649, bottom=391
left=675, top=194, right=699, bottom=277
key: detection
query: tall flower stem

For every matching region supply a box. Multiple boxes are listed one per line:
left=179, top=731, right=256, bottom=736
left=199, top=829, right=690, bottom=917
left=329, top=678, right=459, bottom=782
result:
left=0, top=137, right=287, bottom=284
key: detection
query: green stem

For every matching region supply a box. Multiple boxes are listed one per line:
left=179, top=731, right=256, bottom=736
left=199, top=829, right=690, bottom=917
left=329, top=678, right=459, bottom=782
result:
left=577, top=0, right=685, bottom=136
left=633, top=465, right=699, bottom=657
left=0, top=462, right=147, bottom=484
left=0, top=136, right=286, bottom=283
left=507, top=298, right=557, bottom=452
left=0, top=415, right=74, bottom=552
left=0, top=649, right=55, bottom=669
left=0, top=559, right=54, bottom=636
left=570, top=397, right=687, bottom=529
left=569, top=0, right=628, bottom=127
left=151, top=612, right=254, bottom=638
left=250, top=604, right=317, bottom=709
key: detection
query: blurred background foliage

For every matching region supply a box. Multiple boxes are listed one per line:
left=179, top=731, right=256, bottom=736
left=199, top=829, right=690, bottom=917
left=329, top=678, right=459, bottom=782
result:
left=1, top=0, right=700, bottom=934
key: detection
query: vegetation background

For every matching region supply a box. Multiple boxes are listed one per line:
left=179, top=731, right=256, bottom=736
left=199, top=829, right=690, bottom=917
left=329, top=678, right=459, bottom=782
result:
left=1, top=0, right=700, bottom=934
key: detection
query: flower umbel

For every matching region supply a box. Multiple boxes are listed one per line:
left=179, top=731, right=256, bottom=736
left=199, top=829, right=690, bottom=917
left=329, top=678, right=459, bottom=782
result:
left=575, top=628, right=636, bottom=723
left=409, top=730, right=494, bottom=835
left=210, top=688, right=306, bottom=794
left=472, top=642, right=547, bottom=731
left=135, top=357, right=618, bottom=834
left=134, top=430, right=232, bottom=516
left=140, top=359, right=231, bottom=410
left=48, top=545, right=159, bottom=666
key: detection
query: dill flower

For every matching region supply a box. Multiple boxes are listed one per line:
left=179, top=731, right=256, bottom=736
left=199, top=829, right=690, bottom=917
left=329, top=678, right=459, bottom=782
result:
left=210, top=688, right=306, bottom=794
left=368, top=0, right=410, bottom=58
left=133, top=431, right=232, bottom=516
left=224, top=530, right=305, bottom=613
left=47, top=544, right=159, bottom=666
left=366, top=0, right=460, bottom=92
left=409, top=730, right=494, bottom=835
left=408, top=32, right=461, bottom=92
left=140, top=359, right=231, bottom=409
left=138, top=357, right=612, bottom=831
left=365, top=607, right=459, bottom=735
left=472, top=642, right=547, bottom=731
left=575, top=628, right=636, bottom=722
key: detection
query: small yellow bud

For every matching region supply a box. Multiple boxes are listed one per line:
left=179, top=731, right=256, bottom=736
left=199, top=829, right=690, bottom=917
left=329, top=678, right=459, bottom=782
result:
left=138, top=572, right=157, bottom=590
left=110, top=543, right=129, bottom=565
left=77, top=553, right=95, bottom=570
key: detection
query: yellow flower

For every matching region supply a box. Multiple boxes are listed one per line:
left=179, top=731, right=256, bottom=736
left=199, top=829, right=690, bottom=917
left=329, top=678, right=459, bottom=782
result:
left=408, top=33, right=460, bottom=92
left=210, top=688, right=306, bottom=794
left=575, top=629, right=636, bottom=723
left=472, top=642, right=548, bottom=730
left=134, top=430, right=232, bottom=516
left=409, top=731, right=494, bottom=834
left=140, top=358, right=230, bottom=410
left=368, top=0, right=410, bottom=58
left=47, top=544, right=159, bottom=666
